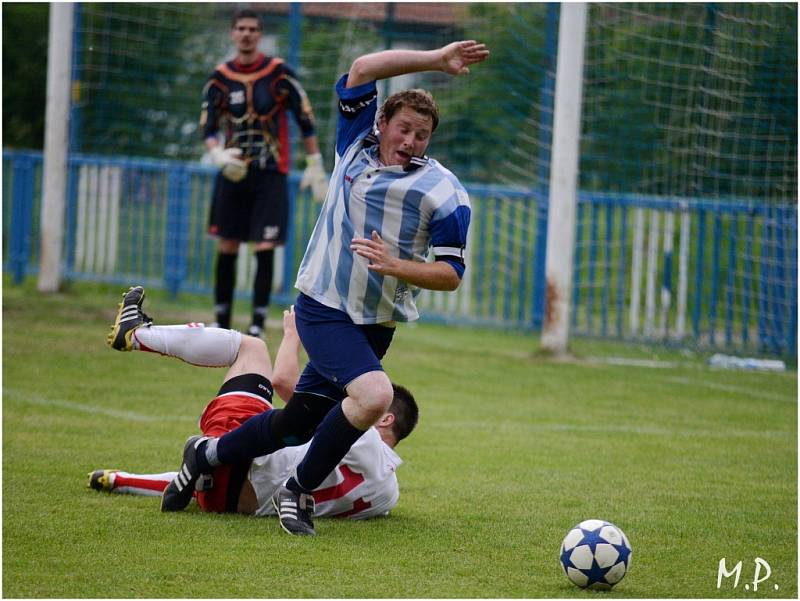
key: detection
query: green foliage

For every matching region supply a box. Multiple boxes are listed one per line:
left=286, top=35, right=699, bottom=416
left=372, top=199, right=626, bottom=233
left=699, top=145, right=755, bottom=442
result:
left=443, top=3, right=553, bottom=185
left=2, top=3, right=49, bottom=150
left=3, top=3, right=795, bottom=200
left=75, top=3, right=230, bottom=158
left=582, top=3, right=798, bottom=199
left=296, top=16, right=383, bottom=166
left=3, top=279, right=797, bottom=597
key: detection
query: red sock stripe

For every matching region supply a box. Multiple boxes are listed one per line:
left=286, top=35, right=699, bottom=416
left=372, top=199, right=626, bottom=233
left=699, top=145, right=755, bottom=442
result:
left=114, top=474, right=170, bottom=493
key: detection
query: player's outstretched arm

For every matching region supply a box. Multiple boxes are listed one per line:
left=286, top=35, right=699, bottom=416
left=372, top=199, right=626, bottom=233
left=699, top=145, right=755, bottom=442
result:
left=271, top=306, right=303, bottom=403
left=346, top=40, right=489, bottom=89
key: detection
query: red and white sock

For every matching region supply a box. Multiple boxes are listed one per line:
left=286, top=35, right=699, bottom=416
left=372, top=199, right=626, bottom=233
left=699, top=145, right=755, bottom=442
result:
left=132, top=324, right=242, bottom=367
left=110, top=471, right=177, bottom=496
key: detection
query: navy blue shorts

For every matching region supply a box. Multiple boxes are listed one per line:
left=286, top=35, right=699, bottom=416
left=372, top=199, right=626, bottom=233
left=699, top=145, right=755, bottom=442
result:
left=293, top=293, right=395, bottom=402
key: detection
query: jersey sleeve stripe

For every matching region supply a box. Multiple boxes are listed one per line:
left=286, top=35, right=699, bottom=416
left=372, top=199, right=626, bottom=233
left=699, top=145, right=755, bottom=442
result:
left=433, top=245, right=465, bottom=257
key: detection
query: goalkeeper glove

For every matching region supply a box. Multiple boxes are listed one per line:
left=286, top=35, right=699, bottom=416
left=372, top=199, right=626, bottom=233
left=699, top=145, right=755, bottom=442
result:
left=300, top=153, right=328, bottom=202
left=210, top=146, right=247, bottom=182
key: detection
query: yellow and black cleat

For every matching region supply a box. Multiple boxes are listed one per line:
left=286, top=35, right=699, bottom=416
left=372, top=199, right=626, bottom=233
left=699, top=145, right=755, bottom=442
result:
left=87, top=469, right=119, bottom=492
left=106, top=285, right=151, bottom=351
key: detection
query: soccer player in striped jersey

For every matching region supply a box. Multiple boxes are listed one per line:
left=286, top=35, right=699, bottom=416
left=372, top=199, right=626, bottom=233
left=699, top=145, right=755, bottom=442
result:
left=161, top=41, right=489, bottom=536
left=103, top=286, right=417, bottom=519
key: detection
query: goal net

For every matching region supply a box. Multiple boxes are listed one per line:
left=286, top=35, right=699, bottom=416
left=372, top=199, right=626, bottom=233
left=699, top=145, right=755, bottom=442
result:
left=573, top=3, right=796, bottom=352
left=58, top=2, right=796, bottom=354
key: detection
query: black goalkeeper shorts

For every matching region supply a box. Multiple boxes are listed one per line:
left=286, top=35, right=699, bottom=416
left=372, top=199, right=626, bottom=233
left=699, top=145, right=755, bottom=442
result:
left=208, top=168, right=288, bottom=244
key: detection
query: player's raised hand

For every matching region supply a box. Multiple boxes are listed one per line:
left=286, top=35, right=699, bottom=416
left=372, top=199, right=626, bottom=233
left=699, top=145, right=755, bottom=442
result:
left=282, top=305, right=298, bottom=340
left=439, top=40, right=490, bottom=76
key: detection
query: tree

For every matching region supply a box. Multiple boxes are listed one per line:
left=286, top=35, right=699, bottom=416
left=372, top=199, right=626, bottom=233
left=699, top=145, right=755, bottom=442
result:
left=2, top=3, right=49, bottom=150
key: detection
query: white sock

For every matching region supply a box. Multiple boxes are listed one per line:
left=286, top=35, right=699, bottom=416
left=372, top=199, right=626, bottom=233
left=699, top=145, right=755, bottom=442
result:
left=132, top=323, right=242, bottom=367
left=204, top=437, right=221, bottom=467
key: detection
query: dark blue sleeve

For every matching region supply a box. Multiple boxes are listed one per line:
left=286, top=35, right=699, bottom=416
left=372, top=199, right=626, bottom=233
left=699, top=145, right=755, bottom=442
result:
left=430, top=205, right=471, bottom=279
left=275, top=64, right=316, bottom=138
left=200, top=76, right=226, bottom=140
left=335, top=74, right=378, bottom=156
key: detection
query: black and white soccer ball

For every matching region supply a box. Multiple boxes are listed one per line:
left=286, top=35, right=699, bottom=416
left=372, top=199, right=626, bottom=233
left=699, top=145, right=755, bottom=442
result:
left=559, top=519, right=632, bottom=590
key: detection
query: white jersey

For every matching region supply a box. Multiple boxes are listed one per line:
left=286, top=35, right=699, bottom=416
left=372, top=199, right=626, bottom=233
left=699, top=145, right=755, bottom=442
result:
left=295, top=74, right=471, bottom=324
left=249, top=427, right=402, bottom=519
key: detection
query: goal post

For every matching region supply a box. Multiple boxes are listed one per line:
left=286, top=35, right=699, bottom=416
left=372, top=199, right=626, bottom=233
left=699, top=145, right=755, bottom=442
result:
left=38, top=2, right=74, bottom=292
left=14, top=3, right=793, bottom=356
left=540, top=2, right=588, bottom=355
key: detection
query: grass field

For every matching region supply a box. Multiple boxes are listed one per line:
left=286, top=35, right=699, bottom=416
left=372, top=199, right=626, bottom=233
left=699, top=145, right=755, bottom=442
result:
left=3, top=279, right=797, bottom=598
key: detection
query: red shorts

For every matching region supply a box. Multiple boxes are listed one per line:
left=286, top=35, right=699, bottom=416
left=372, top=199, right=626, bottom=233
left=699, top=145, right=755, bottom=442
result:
left=195, top=391, right=272, bottom=512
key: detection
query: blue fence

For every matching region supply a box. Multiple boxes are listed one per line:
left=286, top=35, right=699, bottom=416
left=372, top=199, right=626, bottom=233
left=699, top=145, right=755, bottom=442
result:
left=3, top=150, right=797, bottom=357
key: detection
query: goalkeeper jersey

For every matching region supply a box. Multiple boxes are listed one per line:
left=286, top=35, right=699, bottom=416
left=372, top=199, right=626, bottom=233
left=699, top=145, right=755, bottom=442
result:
left=294, top=74, right=471, bottom=324
left=249, top=426, right=402, bottom=519
left=200, top=53, right=316, bottom=174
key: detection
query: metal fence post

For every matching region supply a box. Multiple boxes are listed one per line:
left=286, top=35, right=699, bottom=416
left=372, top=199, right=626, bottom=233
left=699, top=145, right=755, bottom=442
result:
left=164, top=167, right=189, bottom=297
left=10, top=156, right=35, bottom=283
left=281, top=3, right=303, bottom=298
left=786, top=206, right=798, bottom=355
left=63, top=159, right=80, bottom=278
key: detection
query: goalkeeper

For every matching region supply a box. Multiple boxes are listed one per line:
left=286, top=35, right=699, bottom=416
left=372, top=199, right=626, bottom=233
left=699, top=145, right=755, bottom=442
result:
left=202, top=9, right=328, bottom=338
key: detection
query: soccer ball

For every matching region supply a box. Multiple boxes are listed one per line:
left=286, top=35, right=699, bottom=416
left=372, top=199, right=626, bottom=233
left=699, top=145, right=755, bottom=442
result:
left=559, top=519, right=632, bottom=590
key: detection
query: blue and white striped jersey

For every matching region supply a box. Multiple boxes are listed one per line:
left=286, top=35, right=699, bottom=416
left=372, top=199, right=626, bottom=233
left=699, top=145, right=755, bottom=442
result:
left=295, top=74, right=471, bottom=324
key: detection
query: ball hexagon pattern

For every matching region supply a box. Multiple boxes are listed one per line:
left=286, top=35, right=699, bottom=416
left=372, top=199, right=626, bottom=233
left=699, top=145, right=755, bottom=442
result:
left=559, top=519, right=632, bottom=590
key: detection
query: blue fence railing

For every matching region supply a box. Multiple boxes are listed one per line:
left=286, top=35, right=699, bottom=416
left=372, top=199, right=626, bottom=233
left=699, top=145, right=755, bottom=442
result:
left=3, top=150, right=797, bottom=357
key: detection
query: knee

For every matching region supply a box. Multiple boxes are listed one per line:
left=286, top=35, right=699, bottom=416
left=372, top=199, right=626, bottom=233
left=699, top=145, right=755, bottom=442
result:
left=233, top=335, right=270, bottom=376
left=348, top=374, right=393, bottom=422
left=371, top=381, right=394, bottom=414
left=240, top=334, right=265, bottom=350
left=239, top=334, right=268, bottom=361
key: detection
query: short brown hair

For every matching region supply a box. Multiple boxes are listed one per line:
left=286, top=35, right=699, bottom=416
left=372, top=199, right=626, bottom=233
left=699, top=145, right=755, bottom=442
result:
left=388, top=383, right=419, bottom=443
left=232, top=9, right=262, bottom=30
left=379, top=89, right=439, bottom=132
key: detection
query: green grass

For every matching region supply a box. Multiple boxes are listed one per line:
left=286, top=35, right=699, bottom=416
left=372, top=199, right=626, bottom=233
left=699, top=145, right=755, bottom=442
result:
left=3, top=279, right=796, bottom=598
